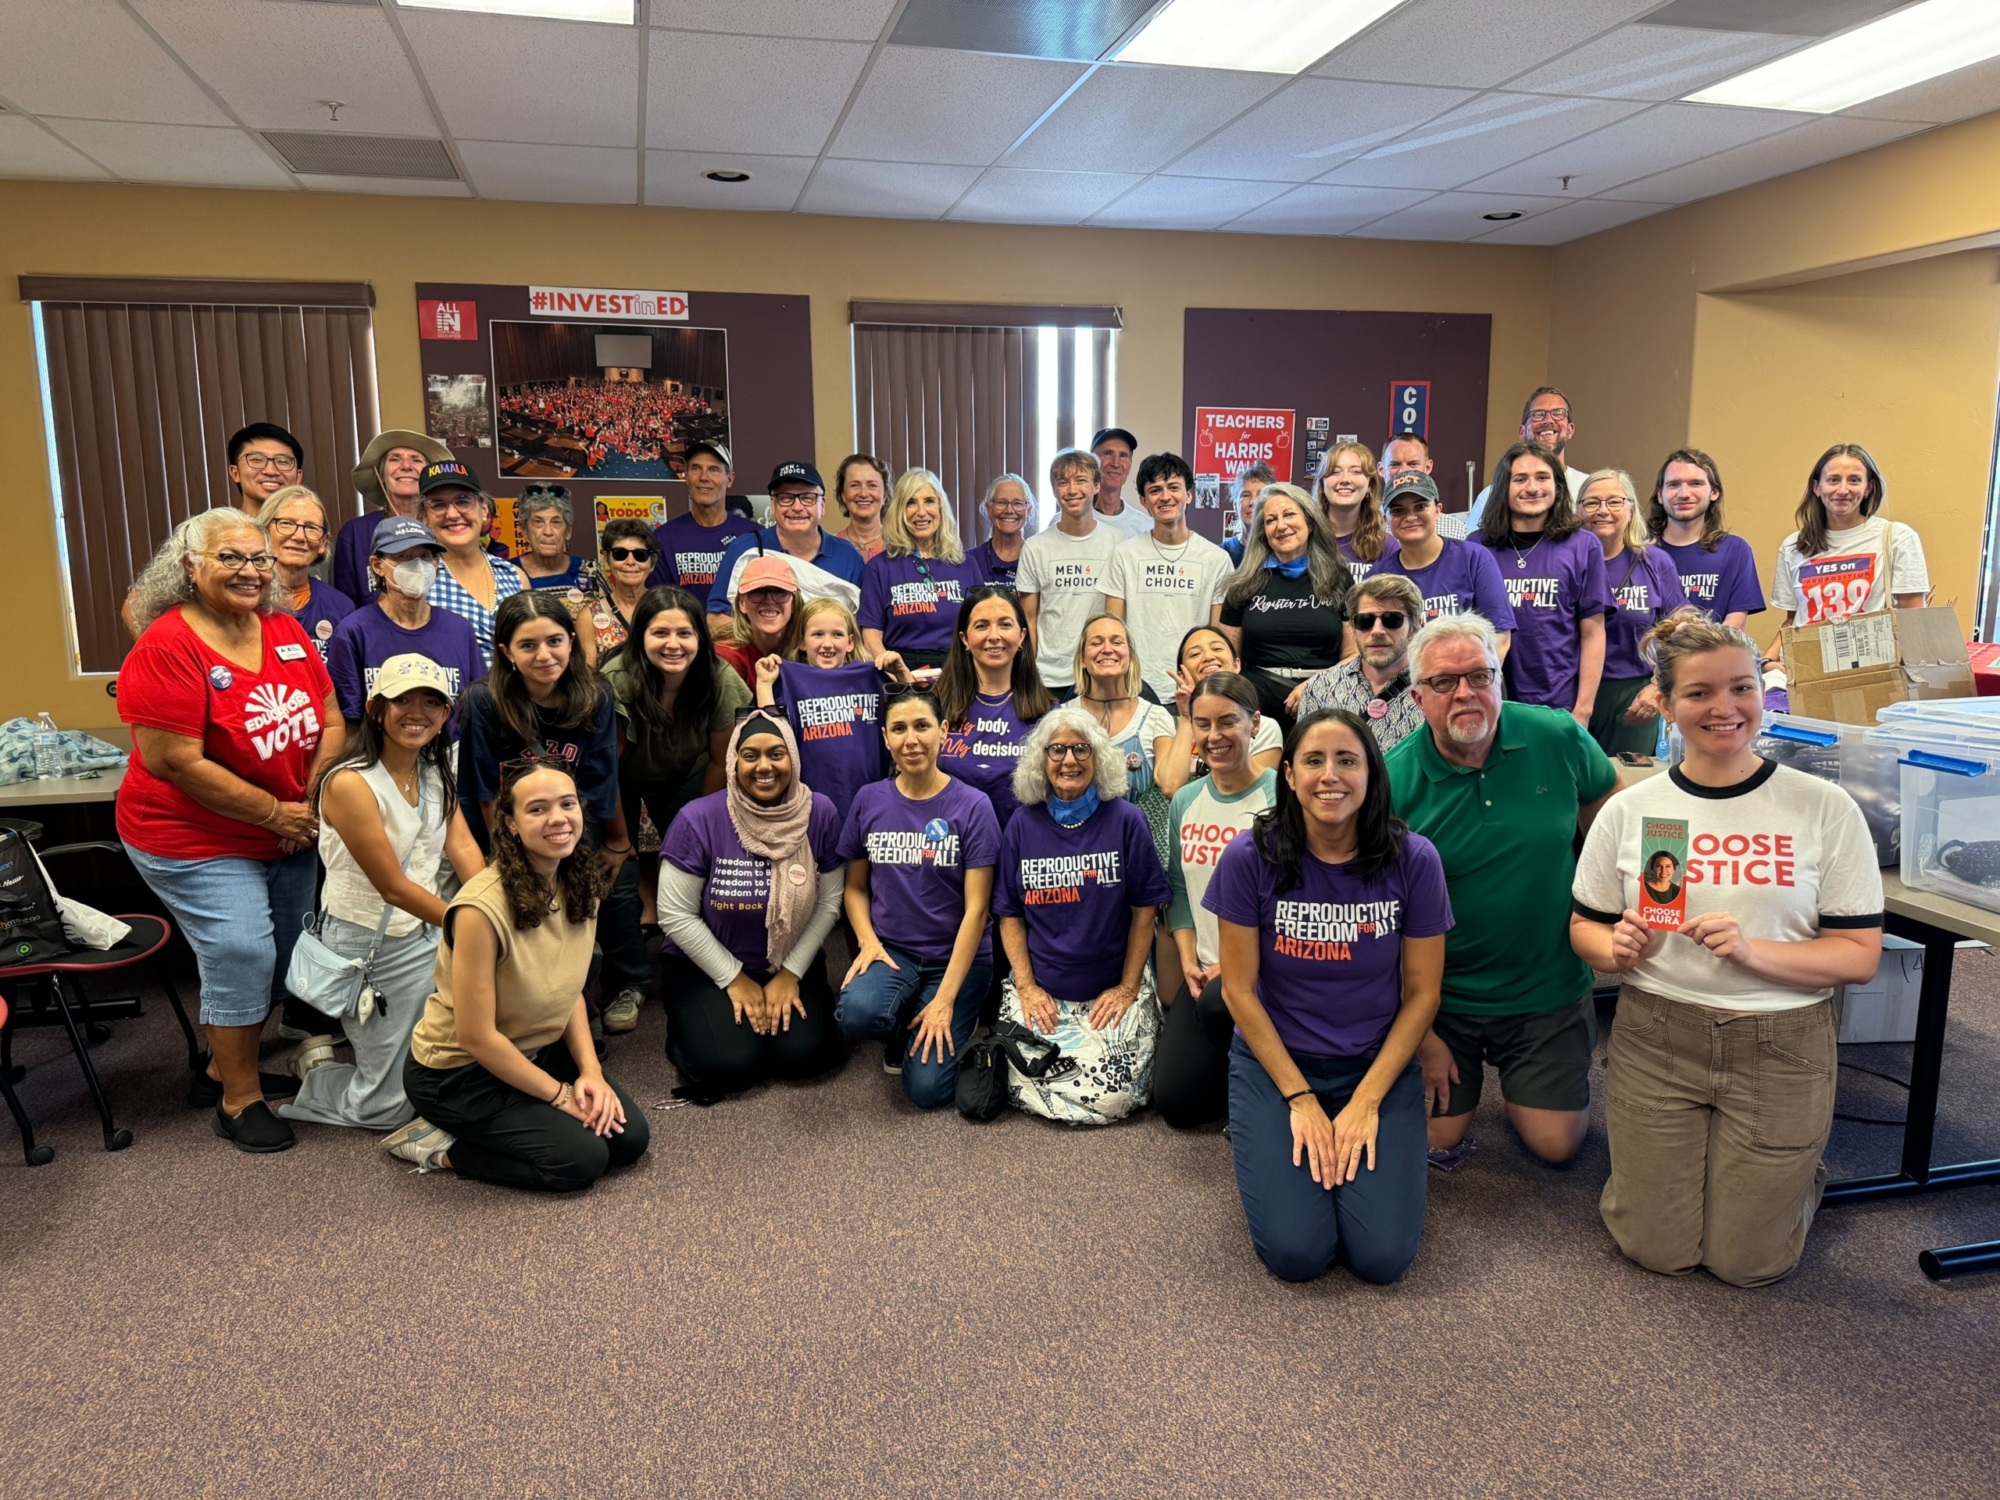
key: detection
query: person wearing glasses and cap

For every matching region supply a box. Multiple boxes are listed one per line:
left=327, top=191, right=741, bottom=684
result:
left=418, top=460, right=527, bottom=670
left=650, top=441, right=757, bottom=596
left=333, top=429, right=453, bottom=601
left=707, top=461, right=866, bottom=629
left=1466, top=389, right=1593, bottom=531
left=325, top=517, right=484, bottom=733
left=1091, top=427, right=1153, bottom=541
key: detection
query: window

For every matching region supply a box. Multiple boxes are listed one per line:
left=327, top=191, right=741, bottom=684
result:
left=851, top=301, right=1119, bottom=534
left=23, top=276, right=380, bottom=674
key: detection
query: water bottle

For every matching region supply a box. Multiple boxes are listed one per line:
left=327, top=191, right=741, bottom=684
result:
left=32, top=713, right=63, bottom=780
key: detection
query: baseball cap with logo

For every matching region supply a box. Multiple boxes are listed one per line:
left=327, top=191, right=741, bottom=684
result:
left=369, top=653, right=457, bottom=703
left=1091, top=427, right=1138, bottom=453
left=418, top=460, right=482, bottom=496
left=684, top=441, right=733, bottom=472
left=738, top=556, right=801, bottom=596
left=767, top=461, right=824, bottom=493
left=372, top=516, right=444, bottom=556
left=1384, top=471, right=1440, bottom=508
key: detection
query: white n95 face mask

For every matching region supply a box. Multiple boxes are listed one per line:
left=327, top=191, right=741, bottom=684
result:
left=390, top=558, right=437, bottom=598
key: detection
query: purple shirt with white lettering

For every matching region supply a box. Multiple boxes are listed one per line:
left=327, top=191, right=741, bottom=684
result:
left=661, top=790, right=843, bottom=978
left=837, top=776, right=1001, bottom=963
left=1337, top=533, right=1399, bottom=584
left=859, top=552, right=985, bottom=655
left=297, top=579, right=356, bottom=662
left=776, top=660, right=889, bottom=814
left=1204, top=830, right=1452, bottom=1057
left=1483, top=530, right=1612, bottom=710
left=992, top=798, right=1171, bottom=1002
left=323, top=602, right=485, bottom=727
left=1658, top=535, right=1766, bottom=621
left=650, top=511, right=758, bottom=595
left=1603, top=546, right=1690, bottom=680
left=1377, top=539, right=1517, bottom=630
left=938, top=692, right=1037, bottom=827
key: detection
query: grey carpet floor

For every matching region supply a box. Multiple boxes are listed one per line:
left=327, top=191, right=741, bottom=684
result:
left=4, top=953, right=1999, bottom=1499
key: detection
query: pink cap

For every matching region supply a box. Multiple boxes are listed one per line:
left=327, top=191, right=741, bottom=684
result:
left=738, top=556, right=800, bottom=595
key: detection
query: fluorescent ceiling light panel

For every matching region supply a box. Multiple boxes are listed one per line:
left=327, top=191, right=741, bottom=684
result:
left=1119, top=0, right=1409, bottom=75
left=1687, top=0, right=2000, bottom=112
left=397, top=0, right=633, bottom=23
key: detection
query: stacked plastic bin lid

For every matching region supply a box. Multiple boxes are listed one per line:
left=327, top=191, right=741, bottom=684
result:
left=1867, top=702, right=2000, bottom=913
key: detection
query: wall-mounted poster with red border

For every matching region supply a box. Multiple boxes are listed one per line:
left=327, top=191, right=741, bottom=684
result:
left=1389, top=379, right=1431, bottom=440
left=419, top=299, right=477, bottom=341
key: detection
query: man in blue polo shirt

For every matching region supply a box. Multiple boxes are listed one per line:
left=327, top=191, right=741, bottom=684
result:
left=707, top=460, right=866, bottom=627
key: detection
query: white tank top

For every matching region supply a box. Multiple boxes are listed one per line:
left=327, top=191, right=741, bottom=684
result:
left=319, top=760, right=448, bottom=938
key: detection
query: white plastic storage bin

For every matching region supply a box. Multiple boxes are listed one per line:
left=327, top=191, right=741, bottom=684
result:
left=1755, top=712, right=1901, bottom=866
left=1887, top=732, right=2000, bottom=916
left=1836, top=935, right=1987, bottom=1044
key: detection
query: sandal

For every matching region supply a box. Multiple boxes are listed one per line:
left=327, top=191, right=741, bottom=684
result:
left=290, top=1035, right=340, bottom=1081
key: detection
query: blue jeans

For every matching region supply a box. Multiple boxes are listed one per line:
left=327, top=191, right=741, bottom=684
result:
left=124, top=846, right=318, bottom=1028
left=598, top=854, right=651, bottom=995
left=836, top=945, right=991, bottom=1111
left=1228, top=1037, right=1428, bottom=1285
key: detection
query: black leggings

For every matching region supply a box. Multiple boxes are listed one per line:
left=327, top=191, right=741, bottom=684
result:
left=404, top=1041, right=650, bottom=1193
left=662, top=953, right=847, bottom=1103
left=1154, top=975, right=1233, bottom=1129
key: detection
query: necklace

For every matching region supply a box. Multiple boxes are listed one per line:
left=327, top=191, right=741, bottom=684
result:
left=1150, top=534, right=1193, bottom=565
left=1509, top=536, right=1545, bottom=572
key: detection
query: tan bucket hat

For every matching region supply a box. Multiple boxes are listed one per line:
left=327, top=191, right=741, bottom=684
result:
left=352, top=429, right=454, bottom=511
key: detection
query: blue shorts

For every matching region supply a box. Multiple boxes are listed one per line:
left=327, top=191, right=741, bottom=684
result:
left=124, top=846, right=318, bottom=1028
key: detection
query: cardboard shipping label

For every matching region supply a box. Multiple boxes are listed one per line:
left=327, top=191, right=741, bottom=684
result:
left=1638, top=817, right=1690, bottom=931
left=1816, top=612, right=1898, bottom=674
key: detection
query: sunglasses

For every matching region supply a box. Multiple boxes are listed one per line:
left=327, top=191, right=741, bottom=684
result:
left=606, top=545, right=652, bottom=562
left=1352, top=611, right=1407, bottom=631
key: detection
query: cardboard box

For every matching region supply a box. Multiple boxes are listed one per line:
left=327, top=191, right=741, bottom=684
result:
left=1780, top=607, right=1973, bottom=725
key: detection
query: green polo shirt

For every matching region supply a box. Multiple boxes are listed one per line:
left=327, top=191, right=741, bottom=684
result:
left=1385, top=702, right=1616, bottom=1017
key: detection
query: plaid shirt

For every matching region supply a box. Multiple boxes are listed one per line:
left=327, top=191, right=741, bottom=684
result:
left=428, top=553, right=527, bottom=669
left=1297, top=656, right=1425, bottom=752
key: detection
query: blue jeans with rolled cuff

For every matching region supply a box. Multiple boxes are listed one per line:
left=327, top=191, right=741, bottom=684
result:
left=836, top=945, right=991, bottom=1110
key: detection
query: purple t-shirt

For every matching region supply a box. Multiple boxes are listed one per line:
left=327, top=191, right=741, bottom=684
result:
left=297, top=579, right=356, bottom=662
left=1204, top=830, right=1453, bottom=1057
left=938, top=692, right=1035, bottom=827
left=777, top=661, right=889, bottom=813
left=837, top=776, right=1002, bottom=964
left=1337, top=533, right=1399, bottom=584
left=859, top=552, right=985, bottom=655
left=1378, top=539, right=1517, bottom=629
left=661, top=790, right=844, bottom=978
left=969, top=539, right=1020, bottom=592
left=324, top=602, right=486, bottom=726
left=992, top=798, right=1172, bottom=1002
left=1485, top=531, right=1612, bottom=710
left=1658, top=535, right=1766, bottom=621
left=1603, top=547, right=1690, bottom=680
left=651, top=511, right=758, bottom=595
left=332, top=512, right=382, bottom=603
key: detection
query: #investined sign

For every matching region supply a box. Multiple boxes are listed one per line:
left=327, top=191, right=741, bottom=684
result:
left=528, top=286, right=690, bottom=321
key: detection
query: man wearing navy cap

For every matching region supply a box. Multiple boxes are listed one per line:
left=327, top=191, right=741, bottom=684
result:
left=1091, top=427, right=1151, bottom=540
left=323, top=514, right=483, bottom=731
left=650, top=440, right=756, bottom=594
left=707, top=461, right=866, bottom=626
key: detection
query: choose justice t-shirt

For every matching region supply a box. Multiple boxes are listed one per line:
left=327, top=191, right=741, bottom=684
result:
left=838, top=776, right=1002, bottom=964
left=1484, top=530, right=1612, bottom=709
left=1602, top=546, right=1690, bottom=680
left=859, top=552, right=985, bottom=655
left=938, top=691, right=1036, bottom=826
left=992, top=798, right=1171, bottom=1002
left=660, top=790, right=844, bottom=978
left=1378, top=539, right=1517, bottom=629
left=1167, top=769, right=1277, bottom=971
left=651, top=511, right=758, bottom=595
left=1657, top=535, right=1766, bottom=622
left=1205, top=831, right=1453, bottom=1057
left=777, top=660, right=889, bottom=813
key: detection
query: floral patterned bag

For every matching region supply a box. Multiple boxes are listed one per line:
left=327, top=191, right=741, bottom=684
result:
left=999, top=968, right=1161, bottom=1126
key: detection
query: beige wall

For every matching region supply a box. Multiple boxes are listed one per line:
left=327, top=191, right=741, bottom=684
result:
left=0, top=178, right=1555, bottom=724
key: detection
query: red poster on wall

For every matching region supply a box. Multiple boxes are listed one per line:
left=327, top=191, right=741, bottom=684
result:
left=418, top=299, right=477, bottom=340
left=1194, top=407, right=1295, bottom=484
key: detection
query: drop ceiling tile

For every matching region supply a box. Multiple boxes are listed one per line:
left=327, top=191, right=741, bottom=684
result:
left=1597, top=114, right=1928, bottom=203
left=646, top=31, right=868, bottom=155
left=648, top=0, right=898, bottom=42
left=0, top=114, right=113, bottom=179
left=0, top=0, right=229, bottom=125
left=1319, top=93, right=1647, bottom=191
left=1464, top=100, right=1809, bottom=195
left=1345, top=190, right=1576, bottom=240
left=1472, top=195, right=1673, bottom=243
left=1506, top=23, right=1804, bottom=101
left=1841, top=52, right=2000, bottom=124
left=299, top=175, right=474, bottom=198
left=948, top=167, right=1145, bottom=224
left=43, top=119, right=295, bottom=187
left=400, top=12, right=637, bottom=148
left=455, top=140, right=637, bottom=203
left=1166, top=78, right=1473, bottom=184
left=797, top=157, right=982, bottom=218
left=827, top=46, right=1085, bottom=167
left=1223, top=183, right=1434, bottom=237
left=645, top=149, right=814, bottom=211
left=1005, top=63, right=1283, bottom=175
left=132, top=0, right=436, bottom=134
left=1313, top=0, right=1663, bottom=89
left=1086, top=175, right=1292, bottom=230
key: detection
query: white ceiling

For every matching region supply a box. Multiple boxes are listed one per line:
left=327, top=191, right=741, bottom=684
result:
left=0, top=0, right=1989, bottom=243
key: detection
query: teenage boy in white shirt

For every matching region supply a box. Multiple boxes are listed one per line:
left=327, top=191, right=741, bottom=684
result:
left=1019, top=448, right=1121, bottom=697
left=1104, top=452, right=1230, bottom=703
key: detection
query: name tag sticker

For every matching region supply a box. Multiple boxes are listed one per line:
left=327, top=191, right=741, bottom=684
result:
left=275, top=643, right=308, bottom=662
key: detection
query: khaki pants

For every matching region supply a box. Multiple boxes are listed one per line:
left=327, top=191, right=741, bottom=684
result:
left=1600, top=985, right=1837, bottom=1288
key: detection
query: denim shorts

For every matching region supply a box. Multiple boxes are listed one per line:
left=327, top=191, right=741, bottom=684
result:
left=124, top=846, right=318, bottom=1028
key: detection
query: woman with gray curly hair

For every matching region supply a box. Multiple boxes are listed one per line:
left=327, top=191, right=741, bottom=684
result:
left=118, top=508, right=346, bottom=1154
left=991, top=704, right=1172, bottom=1125
left=514, top=483, right=586, bottom=592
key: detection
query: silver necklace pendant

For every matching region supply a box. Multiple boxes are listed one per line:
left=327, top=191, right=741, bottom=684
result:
left=1517, top=556, right=1527, bottom=570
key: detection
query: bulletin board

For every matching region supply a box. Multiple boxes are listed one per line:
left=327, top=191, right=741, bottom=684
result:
left=1180, top=308, right=1491, bottom=543
left=414, top=282, right=815, bottom=556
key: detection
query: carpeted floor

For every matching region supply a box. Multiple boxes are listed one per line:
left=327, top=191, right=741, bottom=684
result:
left=4, top=951, right=1999, bottom=1499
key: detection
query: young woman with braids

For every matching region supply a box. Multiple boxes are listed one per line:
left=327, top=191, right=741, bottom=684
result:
left=392, top=757, right=650, bottom=1188
left=1203, top=707, right=1452, bottom=1284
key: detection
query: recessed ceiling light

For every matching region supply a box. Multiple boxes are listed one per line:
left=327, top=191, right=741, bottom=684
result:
left=703, top=169, right=752, bottom=184
left=1482, top=210, right=1524, bottom=221
left=396, top=0, right=633, bottom=23
left=1120, top=0, right=1412, bottom=75
left=1687, top=0, right=2000, bottom=113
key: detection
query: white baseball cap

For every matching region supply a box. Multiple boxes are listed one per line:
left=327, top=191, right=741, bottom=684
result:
left=370, top=653, right=456, bottom=702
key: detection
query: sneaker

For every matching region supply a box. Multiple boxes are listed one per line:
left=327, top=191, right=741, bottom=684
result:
left=603, top=988, right=644, bottom=1034
left=382, top=1117, right=455, bottom=1174
left=1427, top=1137, right=1479, bottom=1172
left=882, top=1025, right=907, bottom=1076
left=290, top=1035, right=340, bottom=1081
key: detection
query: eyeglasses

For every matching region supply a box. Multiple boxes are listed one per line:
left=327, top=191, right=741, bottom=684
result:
left=522, top=483, right=570, bottom=500
left=206, top=550, right=276, bottom=573
left=772, top=491, right=824, bottom=511
left=606, top=545, right=652, bottom=562
left=1352, top=611, right=1407, bottom=631
left=499, top=751, right=571, bottom=777
left=425, top=494, right=483, bottom=515
left=1526, top=408, right=1571, bottom=426
left=987, top=499, right=1029, bottom=513
left=1415, top=667, right=1497, bottom=695
left=1045, top=742, right=1093, bottom=762
left=1577, top=498, right=1627, bottom=513
left=268, top=517, right=327, bottom=540
left=236, top=454, right=299, bottom=474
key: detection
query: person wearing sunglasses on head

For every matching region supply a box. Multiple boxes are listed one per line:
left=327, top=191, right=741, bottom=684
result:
left=1296, top=573, right=1427, bottom=753
left=514, top=484, right=587, bottom=593
left=859, top=468, right=986, bottom=674
left=707, top=461, right=866, bottom=631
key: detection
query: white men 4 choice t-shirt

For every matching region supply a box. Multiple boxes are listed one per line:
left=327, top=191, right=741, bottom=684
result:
left=1104, top=532, right=1232, bottom=701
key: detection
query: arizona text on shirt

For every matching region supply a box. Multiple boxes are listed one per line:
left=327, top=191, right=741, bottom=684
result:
left=794, top=688, right=880, bottom=743
left=1272, top=897, right=1406, bottom=960
left=1019, top=849, right=1124, bottom=903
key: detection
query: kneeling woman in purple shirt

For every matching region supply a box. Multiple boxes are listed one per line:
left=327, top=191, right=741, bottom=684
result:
left=992, top=705, right=1172, bottom=1125
left=1204, top=707, right=1452, bottom=1283
left=656, top=713, right=848, bottom=1103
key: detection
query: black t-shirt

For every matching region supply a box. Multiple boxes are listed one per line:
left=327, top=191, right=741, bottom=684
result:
left=1221, top=569, right=1345, bottom=676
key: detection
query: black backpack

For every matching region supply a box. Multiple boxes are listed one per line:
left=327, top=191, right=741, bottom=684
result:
left=955, top=1019, right=1071, bottom=1122
left=0, top=821, right=67, bottom=967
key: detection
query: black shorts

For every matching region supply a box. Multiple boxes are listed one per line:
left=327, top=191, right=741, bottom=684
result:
left=1432, top=993, right=1596, bottom=1116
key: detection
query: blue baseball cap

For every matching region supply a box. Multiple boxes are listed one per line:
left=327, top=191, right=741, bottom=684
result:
left=372, top=516, right=443, bottom=556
